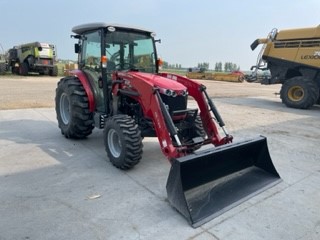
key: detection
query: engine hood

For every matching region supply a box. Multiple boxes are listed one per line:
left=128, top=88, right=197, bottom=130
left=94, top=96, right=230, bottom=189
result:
left=125, top=71, right=187, bottom=91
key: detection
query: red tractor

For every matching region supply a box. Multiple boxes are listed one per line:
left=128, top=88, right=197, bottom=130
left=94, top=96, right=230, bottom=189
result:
left=55, top=23, right=281, bottom=227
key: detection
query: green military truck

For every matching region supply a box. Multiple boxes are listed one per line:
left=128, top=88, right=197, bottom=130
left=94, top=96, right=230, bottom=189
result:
left=7, top=42, right=58, bottom=76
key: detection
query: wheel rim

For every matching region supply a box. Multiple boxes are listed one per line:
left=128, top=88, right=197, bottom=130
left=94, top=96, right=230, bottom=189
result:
left=107, top=129, right=122, bottom=158
left=59, top=93, right=70, bottom=125
left=288, top=86, right=304, bottom=102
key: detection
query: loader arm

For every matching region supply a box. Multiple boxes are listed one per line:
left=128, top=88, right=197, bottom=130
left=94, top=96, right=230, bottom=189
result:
left=114, top=71, right=233, bottom=160
left=159, top=73, right=233, bottom=146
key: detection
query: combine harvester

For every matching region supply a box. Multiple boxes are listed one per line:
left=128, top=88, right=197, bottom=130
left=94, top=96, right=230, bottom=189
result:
left=7, top=42, right=58, bottom=76
left=251, top=25, right=320, bottom=109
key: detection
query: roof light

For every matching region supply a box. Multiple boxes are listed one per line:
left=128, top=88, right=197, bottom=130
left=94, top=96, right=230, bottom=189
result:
left=107, top=26, right=116, bottom=32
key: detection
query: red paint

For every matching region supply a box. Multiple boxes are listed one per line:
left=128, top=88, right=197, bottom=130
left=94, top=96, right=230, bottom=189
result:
left=70, top=69, right=95, bottom=112
left=112, top=71, right=233, bottom=160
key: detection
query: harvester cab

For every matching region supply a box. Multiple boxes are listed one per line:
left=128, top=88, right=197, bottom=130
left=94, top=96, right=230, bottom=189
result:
left=55, top=22, right=281, bottom=227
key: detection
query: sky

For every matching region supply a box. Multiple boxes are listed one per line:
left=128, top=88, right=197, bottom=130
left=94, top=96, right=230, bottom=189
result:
left=0, top=0, right=319, bottom=70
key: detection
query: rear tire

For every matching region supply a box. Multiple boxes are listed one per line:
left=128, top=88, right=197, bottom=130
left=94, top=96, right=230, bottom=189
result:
left=104, top=115, right=143, bottom=170
left=55, top=77, right=94, bottom=139
left=280, top=77, right=319, bottom=109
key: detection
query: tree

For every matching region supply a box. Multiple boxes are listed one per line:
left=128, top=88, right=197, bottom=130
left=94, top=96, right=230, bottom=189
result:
left=215, top=62, right=223, bottom=72
left=224, top=62, right=239, bottom=72
left=197, top=62, right=209, bottom=70
left=162, top=61, right=169, bottom=68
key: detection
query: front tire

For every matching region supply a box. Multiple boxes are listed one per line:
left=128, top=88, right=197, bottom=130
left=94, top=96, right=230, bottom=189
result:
left=280, top=77, right=319, bottom=109
left=178, top=114, right=206, bottom=146
left=104, top=115, right=143, bottom=170
left=19, top=62, right=28, bottom=76
left=55, top=77, right=94, bottom=139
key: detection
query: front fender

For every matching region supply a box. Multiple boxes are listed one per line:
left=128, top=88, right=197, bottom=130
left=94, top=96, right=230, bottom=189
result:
left=70, top=69, right=95, bottom=112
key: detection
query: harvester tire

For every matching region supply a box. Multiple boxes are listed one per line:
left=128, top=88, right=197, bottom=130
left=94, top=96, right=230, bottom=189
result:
left=55, top=76, right=94, bottom=139
left=19, top=62, right=28, bottom=76
left=50, top=66, right=58, bottom=76
left=11, top=67, right=18, bottom=74
left=280, top=77, right=319, bottom=109
left=104, top=115, right=143, bottom=170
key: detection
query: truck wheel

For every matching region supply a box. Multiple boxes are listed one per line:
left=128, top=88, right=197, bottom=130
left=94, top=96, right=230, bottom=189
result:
left=280, top=77, right=319, bottom=109
left=19, top=62, right=28, bottom=76
left=104, top=115, right=143, bottom=170
left=55, top=77, right=94, bottom=139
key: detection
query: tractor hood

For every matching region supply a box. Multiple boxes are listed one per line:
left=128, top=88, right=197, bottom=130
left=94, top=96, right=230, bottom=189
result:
left=123, top=71, right=187, bottom=91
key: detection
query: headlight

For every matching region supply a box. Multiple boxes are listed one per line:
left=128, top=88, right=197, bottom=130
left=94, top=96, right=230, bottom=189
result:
left=181, top=90, right=188, bottom=96
left=160, top=88, right=186, bottom=97
left=164, top=89, right=177, bottom=97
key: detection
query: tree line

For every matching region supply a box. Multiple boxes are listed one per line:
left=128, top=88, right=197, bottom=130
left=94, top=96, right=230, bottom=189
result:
left=214, top=62, right=240, bottom=72
left=162, top=61, right=240, bottom=72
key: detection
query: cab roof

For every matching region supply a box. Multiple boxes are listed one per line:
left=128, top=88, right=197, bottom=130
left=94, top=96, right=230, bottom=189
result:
left=72, top=22, right=154, bottom=35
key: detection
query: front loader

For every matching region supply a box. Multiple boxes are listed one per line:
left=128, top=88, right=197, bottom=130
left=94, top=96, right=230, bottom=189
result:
left=55, top=22, right=281, bottom=227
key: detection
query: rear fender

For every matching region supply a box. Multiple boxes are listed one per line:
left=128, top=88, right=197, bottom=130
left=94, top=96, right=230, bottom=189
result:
left=70, top=69, right=95, bottom=112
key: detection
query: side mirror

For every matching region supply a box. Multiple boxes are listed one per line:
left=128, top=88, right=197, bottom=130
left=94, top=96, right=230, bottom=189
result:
left=74, top=43, right=80, bottom=54
left=38, top=47, right=43, bottom=51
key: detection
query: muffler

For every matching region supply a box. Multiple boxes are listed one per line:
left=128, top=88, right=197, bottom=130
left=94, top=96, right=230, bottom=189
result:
left=166, top=136, right=281, bottom=228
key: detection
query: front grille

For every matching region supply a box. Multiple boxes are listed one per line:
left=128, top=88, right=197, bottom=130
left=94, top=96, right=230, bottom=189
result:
left=36, top=59, right=52, bottom=65
left=160, top=94, right=187, bottom=114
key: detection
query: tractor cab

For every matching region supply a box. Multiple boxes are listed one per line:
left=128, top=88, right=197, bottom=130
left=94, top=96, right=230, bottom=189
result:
left=71, top=23, right=161, bottom=112
left=72, top=23, right=159, bottom=75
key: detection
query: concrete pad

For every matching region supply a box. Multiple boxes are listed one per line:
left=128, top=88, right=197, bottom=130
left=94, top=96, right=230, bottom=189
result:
left=0, top=102, right=320, bottom=239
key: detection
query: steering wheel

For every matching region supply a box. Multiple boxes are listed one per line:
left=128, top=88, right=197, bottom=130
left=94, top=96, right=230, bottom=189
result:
left=110, top=51, right=120, bottom=62
left=115, top=62, right=137, bottom=70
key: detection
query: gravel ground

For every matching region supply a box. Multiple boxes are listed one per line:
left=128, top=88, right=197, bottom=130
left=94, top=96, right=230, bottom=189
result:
left=0, top=74, right=281, bottom=110
left=0, top=75, right=59, bottom=110
left=1, top=74, right=320, bottom=239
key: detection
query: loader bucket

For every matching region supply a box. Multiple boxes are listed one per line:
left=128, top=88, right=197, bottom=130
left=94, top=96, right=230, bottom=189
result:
left=166, top=136, right=281, bottom=228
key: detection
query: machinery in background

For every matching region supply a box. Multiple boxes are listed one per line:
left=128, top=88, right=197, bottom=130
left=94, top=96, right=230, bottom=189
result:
left=7, top=42, right=58, bottom=76
left=186, top=68, right=245, bottom=82
left=251, top=25, right=320, bottom=109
